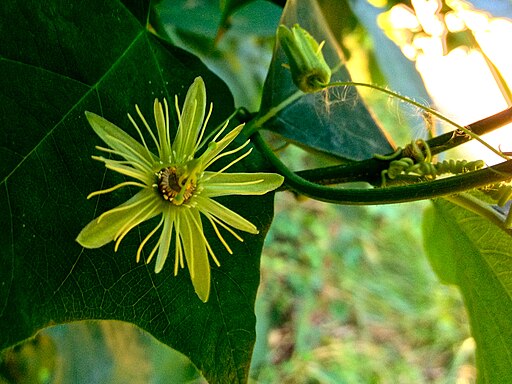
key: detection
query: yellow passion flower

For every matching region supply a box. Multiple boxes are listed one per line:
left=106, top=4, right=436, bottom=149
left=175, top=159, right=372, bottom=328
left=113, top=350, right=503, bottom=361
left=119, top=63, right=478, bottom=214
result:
left=76, top=77, right=284, bottom=302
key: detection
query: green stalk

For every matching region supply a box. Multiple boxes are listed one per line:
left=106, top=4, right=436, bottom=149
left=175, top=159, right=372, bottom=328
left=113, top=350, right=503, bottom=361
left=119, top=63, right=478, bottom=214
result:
left=276, top=106, right=512, bottom=186
left=243, top=90, right=303, bottom=137
left=427, top=106, right=512, bottom=156
left=253, top=132, right=512, bottom=205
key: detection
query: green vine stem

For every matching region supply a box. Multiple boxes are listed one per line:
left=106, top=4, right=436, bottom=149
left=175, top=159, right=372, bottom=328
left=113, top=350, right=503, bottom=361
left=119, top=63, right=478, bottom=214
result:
left=244, top=79, right=512, bottom=199
left=253, top=132, right=512, bottom=205
left=295, top=106, right=512, bottom=186
left=241, top=92, right=512, bottom=186
left=243, top=90, right=303, bottom=137
left=427, top=105, right=512, bottom=156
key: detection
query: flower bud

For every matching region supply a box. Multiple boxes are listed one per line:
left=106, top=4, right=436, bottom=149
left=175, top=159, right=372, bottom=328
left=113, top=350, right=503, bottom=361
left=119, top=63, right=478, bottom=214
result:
left=277, top=24, right=331, bottom=93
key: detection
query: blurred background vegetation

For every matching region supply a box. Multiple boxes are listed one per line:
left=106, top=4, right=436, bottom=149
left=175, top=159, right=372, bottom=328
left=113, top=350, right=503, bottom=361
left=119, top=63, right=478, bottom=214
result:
left=3, top=0, right=512, bottom=382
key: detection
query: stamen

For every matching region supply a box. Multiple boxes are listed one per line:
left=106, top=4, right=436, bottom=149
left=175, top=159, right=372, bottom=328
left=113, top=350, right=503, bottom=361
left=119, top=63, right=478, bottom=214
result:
left=87, top=181, right=146, bottom=199
left=114, top=203, right=159, bottom=251
left=92, top=155, right=120, bottom=163
left=128, top=112, right=159, bottom=158
left=211, top=120, right=230, bottom=143
left=183, top=214, right=195, bottom=278
left=207, top=148, right=253, bottom=175
left=174, top=212, right=186, bottom=275
left=96, top=193, right=153, bottom=223
left=95, top=146, right=118, bottom=154
left=174, top=96, right=182, bottom=124
left=164, top=209, right=179, bottom=276
left=99, top=158, right=147, bottom=176
left=137, top=216, right=165, bottom=263
left=189, top=210, right=221, bottom=266
left=146, top=238, right=160, bottom=265
left=194, top=102, right=214, bottom=154
left=107, top=134, right=153, bottom=170
left=135, top=105, right=161, bottom=155
left=204, top=180, right=264, bottom=187
left=127, top=113, right=154, bottom=161
left=174, top=240, right=179, bottom=275
left=204, top=140, right=251, bottom=170
left=202, top=232, right=220, bottom=267
left=92, top=154, right=134, bottom=167
left=205, top=214, right=232, bottom=255
left=204, top=211, right=244, bottom=242
left=178, top=173, right=188, bottom=186
left=175, top=233, right=184, bottom=275
left=173, top=185, right=188, bottom=206
left=317, top=40, right=326, bottom=55
left=164, top=99, right=172, bottom=162
left=157, top=167, right=196, bottom=205
left=189, top=99, right=198, bottom=135
left=154, top=99, right=171, bottom=161
left=174, top=96, right=201, bottom=163
left=104, top=163, right=148, bottom=183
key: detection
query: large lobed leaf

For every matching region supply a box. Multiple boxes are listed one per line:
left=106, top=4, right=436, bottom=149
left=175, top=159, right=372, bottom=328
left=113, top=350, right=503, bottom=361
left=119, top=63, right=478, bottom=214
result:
left=0, top=1, right=276, bottom=382
left=423, top=199, right=512, bottom=383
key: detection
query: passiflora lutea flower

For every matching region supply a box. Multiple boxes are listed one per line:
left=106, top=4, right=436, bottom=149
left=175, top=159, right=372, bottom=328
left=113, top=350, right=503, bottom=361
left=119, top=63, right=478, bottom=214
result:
left=76, top=77, right=284, bottom=302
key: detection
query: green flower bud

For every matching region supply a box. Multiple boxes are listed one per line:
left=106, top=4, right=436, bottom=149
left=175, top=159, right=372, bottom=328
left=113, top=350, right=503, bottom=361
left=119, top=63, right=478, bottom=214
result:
left=277, top=24, right=331, bottom=93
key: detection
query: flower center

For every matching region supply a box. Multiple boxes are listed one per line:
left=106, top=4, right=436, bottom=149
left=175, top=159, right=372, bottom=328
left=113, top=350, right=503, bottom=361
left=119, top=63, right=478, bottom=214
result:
left=157, top=166, right=196, bottom=206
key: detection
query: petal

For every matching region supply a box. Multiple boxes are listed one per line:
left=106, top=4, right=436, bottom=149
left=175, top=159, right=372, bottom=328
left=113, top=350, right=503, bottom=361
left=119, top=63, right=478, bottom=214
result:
left=154, top=206, right=175, bottom=273
left=197, top=124, right=244, bottom=168
left=173, top=77, right=206, bottom=162
left=76, top=189, right=161, bottom=248
left=181, top=209, right=211, bottom=302
left=154, top=99, right=172, bottom=162
left=85, top=111, right=156, bottom=167
left=98, top=158, right=153, bottom=184
left=194, top=195, right=258, bottom=234
left=202, top=172, right=284, bottom=197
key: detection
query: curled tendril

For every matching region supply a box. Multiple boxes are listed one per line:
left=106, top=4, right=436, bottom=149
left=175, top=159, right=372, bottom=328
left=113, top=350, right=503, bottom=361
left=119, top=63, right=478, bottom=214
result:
left=378, top=139, right=485, bottom=186
left=434, top=159, right=486, bottom=175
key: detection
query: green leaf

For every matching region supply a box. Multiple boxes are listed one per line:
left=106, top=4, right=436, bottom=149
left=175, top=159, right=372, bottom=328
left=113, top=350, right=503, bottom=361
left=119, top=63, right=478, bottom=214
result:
left=423, top=199, right=512, bottom=383
left=259, top=0, right=394, bottom=160
left=0, top=1, right=276, bottom=383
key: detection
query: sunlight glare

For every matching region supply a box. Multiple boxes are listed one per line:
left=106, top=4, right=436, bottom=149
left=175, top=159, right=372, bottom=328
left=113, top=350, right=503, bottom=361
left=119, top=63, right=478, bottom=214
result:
left=385, top=0, right=512, bottom=164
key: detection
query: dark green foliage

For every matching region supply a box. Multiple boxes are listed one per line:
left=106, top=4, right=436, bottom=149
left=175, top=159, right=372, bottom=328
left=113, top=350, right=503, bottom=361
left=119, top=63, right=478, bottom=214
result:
left=0, top=1, right=276, bottom=382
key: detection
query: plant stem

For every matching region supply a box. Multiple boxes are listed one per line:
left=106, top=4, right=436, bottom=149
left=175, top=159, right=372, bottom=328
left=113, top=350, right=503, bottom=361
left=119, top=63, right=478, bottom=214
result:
left=245, top=79, right=512, bottom=188
left=253, top=132, right=512, bottom=205
left=427, top=106, right=512, bottom=155
left=243, top=90, right=303, bottom=136
left=293, top=107, right=512, bottom=186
